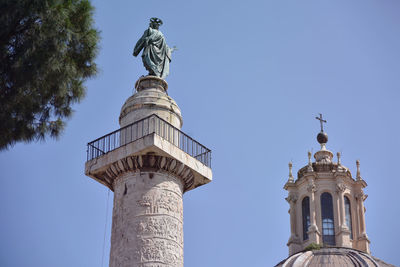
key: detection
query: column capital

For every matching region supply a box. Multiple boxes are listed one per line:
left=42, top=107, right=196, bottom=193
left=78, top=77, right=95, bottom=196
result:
left=286, top=193, right=298, bottom=204
left=307, top=180, right=317, bottom=193
left=336, top=183, right=347, bottom=194
left=355, top=192, right=368, bottom=202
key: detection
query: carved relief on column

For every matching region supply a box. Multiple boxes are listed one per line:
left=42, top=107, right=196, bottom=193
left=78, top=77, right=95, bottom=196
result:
left=109, top=166, right=185, bottom=267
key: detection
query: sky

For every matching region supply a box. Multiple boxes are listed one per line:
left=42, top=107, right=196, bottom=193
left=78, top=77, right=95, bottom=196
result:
left=1, top=0, right=400, bottom=266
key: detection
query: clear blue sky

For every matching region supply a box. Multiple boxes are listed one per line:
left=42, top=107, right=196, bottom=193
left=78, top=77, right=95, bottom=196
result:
left=1, top=1, right=400, bottom=266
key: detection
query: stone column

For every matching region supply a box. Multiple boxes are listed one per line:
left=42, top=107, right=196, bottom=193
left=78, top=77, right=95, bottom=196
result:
left=85, top=76, right=213, bottom=266
left=307, top=178, right=320, bottom=244
left=357, top=193, right=366, bottom=235
left=315, top=192, right=322, bottom=239
left=339, top=193, right=345, bottom=226
left=110, top=170, right=184, bottom=267
left=288, top=194, right=298, bottom=237
left=336, top=182, right=350, bottom=247
left=333, top=190, right=340, bottom=223
left=356, top=192, right=370, bottom=253
left=286, top=192, right=301, bottom=255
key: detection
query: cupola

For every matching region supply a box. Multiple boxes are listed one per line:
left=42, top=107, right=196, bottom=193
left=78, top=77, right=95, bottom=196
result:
left=283, top=114, right=369, bottom=255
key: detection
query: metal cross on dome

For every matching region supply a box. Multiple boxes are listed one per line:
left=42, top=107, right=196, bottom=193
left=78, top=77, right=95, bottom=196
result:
left=315, top=113, right=327, bottom=132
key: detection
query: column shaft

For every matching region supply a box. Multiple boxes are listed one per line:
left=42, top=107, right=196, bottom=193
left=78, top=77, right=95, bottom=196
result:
left=110, top=171, right=184, bottom=267
left=289, top=202, right=297, bottom=236
left=358, top=197, right=366, bottom=235
left=310, top=191, right=316, bottom=226
left=339, top=192, right=346, bottom=227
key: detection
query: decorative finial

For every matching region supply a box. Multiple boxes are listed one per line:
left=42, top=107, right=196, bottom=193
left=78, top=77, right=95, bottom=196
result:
left=288, top=161, right=294, bottom=182
left=315, top=113, right=328, bottom=149
left=337, top=152, right=341, bottom=165
left=356, top=159, right=361, bottom=180
left=307, top=151, right=313, bottom=171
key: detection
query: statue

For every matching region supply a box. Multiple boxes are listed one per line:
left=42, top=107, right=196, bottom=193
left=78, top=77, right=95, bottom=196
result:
left=133, top=18, right=176, bottom=79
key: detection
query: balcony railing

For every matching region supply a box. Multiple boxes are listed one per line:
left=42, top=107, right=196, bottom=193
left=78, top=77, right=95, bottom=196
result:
left=86, top=114, right=212, bottom=167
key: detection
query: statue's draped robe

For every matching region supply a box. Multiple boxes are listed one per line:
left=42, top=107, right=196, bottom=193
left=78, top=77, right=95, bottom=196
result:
left=133, top=27, right=171, bottom=79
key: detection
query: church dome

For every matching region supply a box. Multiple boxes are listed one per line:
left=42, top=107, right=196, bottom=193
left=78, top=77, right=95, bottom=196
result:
left=275, top=247, right=395, bottom=267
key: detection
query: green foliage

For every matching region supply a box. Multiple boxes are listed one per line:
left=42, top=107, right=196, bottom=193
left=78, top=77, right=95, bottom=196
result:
left=0, top=0, right=99, bottom=149
left=304, top=243, right=322, bottom=251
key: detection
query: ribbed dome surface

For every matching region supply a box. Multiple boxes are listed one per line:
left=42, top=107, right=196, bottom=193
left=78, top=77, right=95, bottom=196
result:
left=275, top=248, right=395, bottom=267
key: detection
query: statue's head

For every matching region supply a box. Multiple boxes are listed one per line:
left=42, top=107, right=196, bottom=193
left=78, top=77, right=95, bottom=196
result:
left=149, top=17, right=163, bottom=29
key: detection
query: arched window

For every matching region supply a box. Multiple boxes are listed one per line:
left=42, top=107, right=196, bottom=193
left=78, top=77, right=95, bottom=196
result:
left=321, top=192, right=335, bottom=245
left=302, top=196, right=310, bottom=240
left=344, top=196, right=353, bottom=240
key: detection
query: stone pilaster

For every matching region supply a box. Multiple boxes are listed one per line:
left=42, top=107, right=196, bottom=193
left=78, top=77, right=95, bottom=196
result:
left=336, top=181, right=351, bottom=247
left=306, top=177, right=320, bottom=244
left=285, top=192, right=301, bottom=255
left=355, top=191, right=370, bottom=253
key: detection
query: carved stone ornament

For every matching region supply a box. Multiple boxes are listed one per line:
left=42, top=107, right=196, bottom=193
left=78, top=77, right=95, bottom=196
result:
left=308, top=224, right=319, bottom=233
left=288, top=161, right=295, bottom=182
left=307, top=151, right=314, bottom=172
left=134, top=238, right=183, bottom=266
left=99, top=154, right=195, bottom=192
left=285, top=193, right=298, bottom=204
left=356, top=192, right=368, bottom=202
left=288, top=234, right=301, bottom=244
left=336, top=183, right=346, bottom=193
left=307, top=180, right=317, bottom=193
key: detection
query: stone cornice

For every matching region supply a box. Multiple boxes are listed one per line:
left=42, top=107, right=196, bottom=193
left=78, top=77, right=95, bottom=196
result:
left=287, top=234, right=301, bottom=246
left=355, top=179, right=367, bottom=188
left=297, top=162, right=352, bottom=181
left=284, top=182, right=297, bottom=190
left=93, top=154, right=195, bottom=192
left=355, top=192, right=368, bottom=202
left=85, top=133, right=212, bottom=193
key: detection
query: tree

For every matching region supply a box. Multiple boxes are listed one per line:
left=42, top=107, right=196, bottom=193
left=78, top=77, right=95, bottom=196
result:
left=0, top=0, right=99, bottom=150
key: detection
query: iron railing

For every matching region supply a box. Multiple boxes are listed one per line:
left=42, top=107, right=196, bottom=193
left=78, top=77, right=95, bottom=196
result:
left=86, top=114, right=211, bottom=167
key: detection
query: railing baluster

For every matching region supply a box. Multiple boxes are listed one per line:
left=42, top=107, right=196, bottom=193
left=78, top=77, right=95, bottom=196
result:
left=158, top=117, right=160, bottom=135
